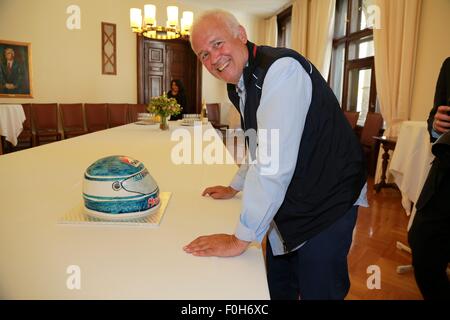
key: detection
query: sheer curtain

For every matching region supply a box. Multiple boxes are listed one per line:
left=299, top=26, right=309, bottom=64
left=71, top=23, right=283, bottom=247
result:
left=373, top=0, right=422, bottom=183
left=291, top=0, right=336, bottom=79
left=373, top=0, right=423, bottom=137
left=263, top=15, right=278, bottom=47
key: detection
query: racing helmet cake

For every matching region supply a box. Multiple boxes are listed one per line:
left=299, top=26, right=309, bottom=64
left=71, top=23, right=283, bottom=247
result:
left=83, top=155, right=160, bottom=220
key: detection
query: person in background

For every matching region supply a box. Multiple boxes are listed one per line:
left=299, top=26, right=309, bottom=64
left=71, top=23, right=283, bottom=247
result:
left=426, top=58, right=450, bottom=137
left=167, top=79, right=186, bottom=120
left=183, top=10, right=367, bottom=300
left=408, top=57, right=450, bottom=300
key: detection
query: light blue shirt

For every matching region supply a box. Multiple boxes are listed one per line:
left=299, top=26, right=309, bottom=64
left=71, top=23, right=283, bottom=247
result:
left=230, top=57, right=368, bottom=256
left=431, top=128, right=441, bottom=139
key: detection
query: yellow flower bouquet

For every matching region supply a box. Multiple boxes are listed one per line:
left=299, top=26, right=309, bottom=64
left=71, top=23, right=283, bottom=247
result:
left=147, top=92, right=182, bottom=130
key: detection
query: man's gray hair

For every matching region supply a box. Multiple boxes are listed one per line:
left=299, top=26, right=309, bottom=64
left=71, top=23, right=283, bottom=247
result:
left=190, top=10, right=241, bottom=45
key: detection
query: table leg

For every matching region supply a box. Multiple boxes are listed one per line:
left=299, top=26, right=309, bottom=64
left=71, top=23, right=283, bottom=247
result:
left=374, top=145, right=388, bottom=192
left=374, top=143, right=398, bottom=193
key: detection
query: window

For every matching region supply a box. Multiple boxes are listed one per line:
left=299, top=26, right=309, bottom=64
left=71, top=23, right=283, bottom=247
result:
left=329, top=0, right=379, bottom=126
left=277, top=7, right=292, bottom=48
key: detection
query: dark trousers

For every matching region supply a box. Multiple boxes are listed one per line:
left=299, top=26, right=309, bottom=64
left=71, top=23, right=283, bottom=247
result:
left=266, top=206, right=358, bottom=300
left=408, top=176, right=450, bottom=300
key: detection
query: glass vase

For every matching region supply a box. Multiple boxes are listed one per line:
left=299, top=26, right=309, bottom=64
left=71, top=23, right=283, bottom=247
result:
left=159, top=115, right=169, bottom=130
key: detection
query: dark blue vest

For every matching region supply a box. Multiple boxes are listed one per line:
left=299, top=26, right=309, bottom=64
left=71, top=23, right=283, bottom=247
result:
left=228, top=42, right=367, bottom=251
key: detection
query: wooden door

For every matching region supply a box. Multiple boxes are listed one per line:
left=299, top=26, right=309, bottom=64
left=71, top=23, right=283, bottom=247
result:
left=145, top=41, right=165, bottom=103
left=137, top=36, right=201, bottom=114
left=166, top=42, right=185, bottom=90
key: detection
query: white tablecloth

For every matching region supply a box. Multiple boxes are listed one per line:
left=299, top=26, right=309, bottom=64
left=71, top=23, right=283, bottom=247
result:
left=389, top=121, right=434, bottom=229
left=0, top=122, right=269, bottom=299
left=0, top=104, right=26, bottom=146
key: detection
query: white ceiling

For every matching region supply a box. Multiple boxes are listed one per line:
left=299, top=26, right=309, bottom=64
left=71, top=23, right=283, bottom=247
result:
left=179, top=0, right=292, bottom=18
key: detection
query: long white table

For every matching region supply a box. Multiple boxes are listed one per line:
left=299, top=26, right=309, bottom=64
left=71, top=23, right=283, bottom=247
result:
left=389, top=121, right=434, bottom=229
left=0, top=122, right=269, bottom=299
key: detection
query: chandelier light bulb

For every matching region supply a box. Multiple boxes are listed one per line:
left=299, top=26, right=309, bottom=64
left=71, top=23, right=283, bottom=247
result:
left=144, top=4, right=156, bottom=26
left=167, top=6, right=179, bottom=27
left=130, top=4, right=193, bottom=40
left=130, top=8, right=142, bottom=30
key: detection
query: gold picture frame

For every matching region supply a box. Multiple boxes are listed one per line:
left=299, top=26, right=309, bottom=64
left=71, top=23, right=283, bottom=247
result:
left=0, top=40, right=33, bottom=98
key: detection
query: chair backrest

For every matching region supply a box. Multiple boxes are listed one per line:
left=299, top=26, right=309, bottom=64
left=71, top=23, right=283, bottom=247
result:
left=206, top=103, right=221, bottom=124
left=21, top=103, right=32, bottom=131
left=343, top=111, right=360, bottom=129
left=32, top=103, right=58, bottom=132
left=108, top=103, right=129, bottom=127
left=360, top=112, right=384, bottom=147
left=85, top=103, right=108, bottom=132
left=128, top=104, right=147, bottom=122
left=60, top=103, right=84, bottom=130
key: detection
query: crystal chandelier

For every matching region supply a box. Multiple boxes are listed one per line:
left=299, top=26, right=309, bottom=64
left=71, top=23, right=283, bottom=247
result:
left=130, top=5, right=193, bottom=40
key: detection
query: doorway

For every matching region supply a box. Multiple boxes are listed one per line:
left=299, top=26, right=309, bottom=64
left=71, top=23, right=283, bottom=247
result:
left=137, top=36, right=202, bottom=114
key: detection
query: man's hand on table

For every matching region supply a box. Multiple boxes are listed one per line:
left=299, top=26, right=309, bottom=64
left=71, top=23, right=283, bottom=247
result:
left=183, top=234, right=250, bottom=257
left=202, top=186, right=238, bottom=199
left=185, top=186, right=246, bottom=257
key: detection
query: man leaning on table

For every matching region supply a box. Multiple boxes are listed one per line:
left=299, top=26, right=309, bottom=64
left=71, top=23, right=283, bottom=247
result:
left=183, top=10, right=368, bottom=300
left=408, top=57, right=450, bottom=300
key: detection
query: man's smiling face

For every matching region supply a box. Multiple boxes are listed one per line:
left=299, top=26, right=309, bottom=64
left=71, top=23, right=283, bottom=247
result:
left=191, top=17, right=248, bottom=85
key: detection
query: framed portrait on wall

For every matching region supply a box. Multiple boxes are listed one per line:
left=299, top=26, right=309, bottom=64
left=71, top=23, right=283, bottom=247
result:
left=0, top=40, right=33, bottom=98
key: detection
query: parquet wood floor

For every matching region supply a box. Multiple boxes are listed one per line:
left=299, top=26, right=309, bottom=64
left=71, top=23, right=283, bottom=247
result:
left=346, top=178, right=422, bottom=299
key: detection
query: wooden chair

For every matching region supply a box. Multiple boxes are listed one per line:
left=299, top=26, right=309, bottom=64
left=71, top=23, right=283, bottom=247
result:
left=128, top=104, right=148, bottom=122
left=32, top=103, right=61, bottom=146
left=60, top=103, right=87, bottom=139
left=206, top=103, right=229, bottom=131
left=15, top=103, right=35, bottom=149
left=343, top=110, right=360, bottom=130
left=108, top=103, right=129, bottom=127
left=85, top=103, right=108, bottom=132
left=360, top=112, right=384, bottom=176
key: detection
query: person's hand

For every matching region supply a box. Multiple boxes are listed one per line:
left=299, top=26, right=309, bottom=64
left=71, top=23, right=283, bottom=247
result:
left=183, top=234, right=250, bottom=257
left=433, top=105, right=450, bottom=134
left=202, top=186, right=238, bottom=199
left=5, top=83, right=16, bottom=90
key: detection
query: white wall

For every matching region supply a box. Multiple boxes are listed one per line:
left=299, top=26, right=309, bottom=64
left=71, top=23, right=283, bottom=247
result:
left=0, top=0, right=264, bottom=127
left=410, top=0, right=450, bottom=120
left=0, top=0, right=139, bottom=104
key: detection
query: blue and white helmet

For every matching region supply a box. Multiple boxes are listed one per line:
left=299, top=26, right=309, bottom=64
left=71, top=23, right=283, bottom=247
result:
left=83, top=155, right=160, bottom=219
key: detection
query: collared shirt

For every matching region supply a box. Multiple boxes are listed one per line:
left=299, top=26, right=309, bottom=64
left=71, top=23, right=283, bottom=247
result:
left=230, top=57, right=368, bottom=256
left=431, top=128, right=442, bottom=139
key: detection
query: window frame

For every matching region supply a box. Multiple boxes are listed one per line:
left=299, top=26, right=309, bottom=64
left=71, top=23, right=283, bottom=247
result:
left=330, top=0, right=377, bottom=113
left=277, top=6, right=292, bottom=48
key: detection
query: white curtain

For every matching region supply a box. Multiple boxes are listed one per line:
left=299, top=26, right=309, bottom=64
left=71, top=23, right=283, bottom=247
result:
left=291, top=0, right=336, bottom=79
left=373, top=0, right=422, bottom=184
left=373, top=0, right=423, bottom=137
left=264, top=15, right=278, bottom=47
